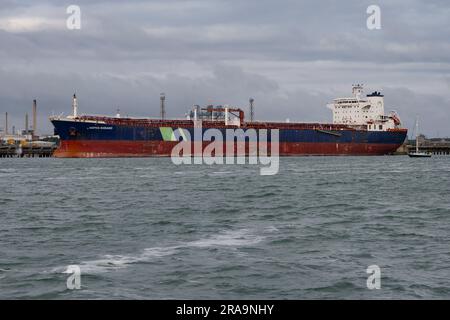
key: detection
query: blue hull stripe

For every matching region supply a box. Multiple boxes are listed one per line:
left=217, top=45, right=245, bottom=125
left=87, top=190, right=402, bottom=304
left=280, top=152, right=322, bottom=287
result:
left=52, top=120, right=407, bottom=145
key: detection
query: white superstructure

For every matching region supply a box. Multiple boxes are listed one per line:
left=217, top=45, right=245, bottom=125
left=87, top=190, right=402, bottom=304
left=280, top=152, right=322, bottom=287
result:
left=327, top=85, right=401, bottom=131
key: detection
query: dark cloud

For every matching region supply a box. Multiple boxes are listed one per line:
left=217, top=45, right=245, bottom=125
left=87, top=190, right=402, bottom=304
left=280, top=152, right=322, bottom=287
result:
left=0, top=0, right=449, bottom=136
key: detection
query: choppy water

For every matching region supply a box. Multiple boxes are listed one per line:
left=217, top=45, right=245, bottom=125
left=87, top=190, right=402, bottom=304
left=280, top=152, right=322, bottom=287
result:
left=0, top=156, right=449, bottom=299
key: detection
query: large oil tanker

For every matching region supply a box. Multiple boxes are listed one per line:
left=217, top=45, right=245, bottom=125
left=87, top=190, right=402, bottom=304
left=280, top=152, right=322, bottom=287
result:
left=50, top=85, right=407, bottom=157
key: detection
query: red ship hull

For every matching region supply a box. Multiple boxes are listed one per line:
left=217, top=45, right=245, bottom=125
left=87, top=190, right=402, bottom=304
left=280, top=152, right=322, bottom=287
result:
left=54, top=140, right=403, bottom=158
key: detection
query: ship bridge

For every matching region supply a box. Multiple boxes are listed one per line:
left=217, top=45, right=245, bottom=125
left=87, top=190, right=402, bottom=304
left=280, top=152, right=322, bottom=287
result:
left=327, top=85, right=401, bottom=132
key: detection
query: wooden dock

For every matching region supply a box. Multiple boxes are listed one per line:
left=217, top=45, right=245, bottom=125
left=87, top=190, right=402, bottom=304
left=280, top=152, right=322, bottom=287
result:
left=407, top=145, right=450, bottom=155
left=0, top=144, right=56, bottom=158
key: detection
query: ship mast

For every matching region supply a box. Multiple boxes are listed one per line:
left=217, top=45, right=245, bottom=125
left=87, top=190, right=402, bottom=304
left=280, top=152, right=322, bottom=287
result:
left=72, top=94, right=78, bottom=117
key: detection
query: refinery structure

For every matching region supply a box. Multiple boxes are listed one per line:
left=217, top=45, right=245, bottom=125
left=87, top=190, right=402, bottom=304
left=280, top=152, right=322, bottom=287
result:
left=0, top=100, right=56, bottom=157
left=1, top=100, right=37, bottom=141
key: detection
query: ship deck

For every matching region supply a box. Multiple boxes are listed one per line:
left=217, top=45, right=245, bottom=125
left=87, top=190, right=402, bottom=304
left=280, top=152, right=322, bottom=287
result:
left=72, top=115, right=373, bottom=131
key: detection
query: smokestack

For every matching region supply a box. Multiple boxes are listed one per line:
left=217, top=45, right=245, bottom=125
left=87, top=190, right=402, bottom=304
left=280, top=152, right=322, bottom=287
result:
left=160, top=93, right=166, bottom=120
left=25, top=113, right=29, bottom=132
left=32, top=99, right=37, bottom=136
left=249, top=98, right=254, bottom=122
left=5, top=112, right=8, bottom=135
left=72, top=94, right=78, bottom=117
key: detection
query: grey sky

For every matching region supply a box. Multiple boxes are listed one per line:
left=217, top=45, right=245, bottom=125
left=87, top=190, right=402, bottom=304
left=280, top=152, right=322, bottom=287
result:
left=0, top=0, right=449, bottom=137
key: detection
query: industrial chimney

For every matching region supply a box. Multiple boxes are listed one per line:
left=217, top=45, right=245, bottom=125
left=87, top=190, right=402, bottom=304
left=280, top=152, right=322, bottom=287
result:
left=249, top=98, right=254, bottom=122
left=72, top=94, right=78, bottom=117
left=160, top=93, right=166, bottom=120
left=25, top=113, right=29, bottom=133
left=32, top=99, right=37, bottom=136
left=5, top=112, right=8, bottom=135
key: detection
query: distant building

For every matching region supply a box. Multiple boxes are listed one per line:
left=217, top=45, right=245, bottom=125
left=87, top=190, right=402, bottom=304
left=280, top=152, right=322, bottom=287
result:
left=407, top=135, right=450, bottom=155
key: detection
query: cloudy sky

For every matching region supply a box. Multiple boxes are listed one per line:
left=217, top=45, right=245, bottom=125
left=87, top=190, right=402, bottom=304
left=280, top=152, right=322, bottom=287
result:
left=0, top=0, right=449, bottom=137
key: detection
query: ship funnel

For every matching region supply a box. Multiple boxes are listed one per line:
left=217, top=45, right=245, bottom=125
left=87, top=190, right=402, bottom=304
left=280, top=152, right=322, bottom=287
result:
left=72, top=94, right=78, bottom=117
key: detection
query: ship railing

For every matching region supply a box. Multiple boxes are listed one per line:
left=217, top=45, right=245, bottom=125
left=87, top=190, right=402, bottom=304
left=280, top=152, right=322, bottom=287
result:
left=75, top=115, right=364, bottom=131
left=76, top=115, right=242, bottom=128
left=244, top=122, right=363, bottom=131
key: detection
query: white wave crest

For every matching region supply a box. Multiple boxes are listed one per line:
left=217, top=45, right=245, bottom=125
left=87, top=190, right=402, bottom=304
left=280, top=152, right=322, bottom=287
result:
left=53, top=228, right=264, bottom=274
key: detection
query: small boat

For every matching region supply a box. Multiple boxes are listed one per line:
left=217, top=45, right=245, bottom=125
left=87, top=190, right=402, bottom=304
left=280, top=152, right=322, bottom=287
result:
left=408, top=117, right=432, bottom=158
left=408, top=152, right=432, bottom=158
